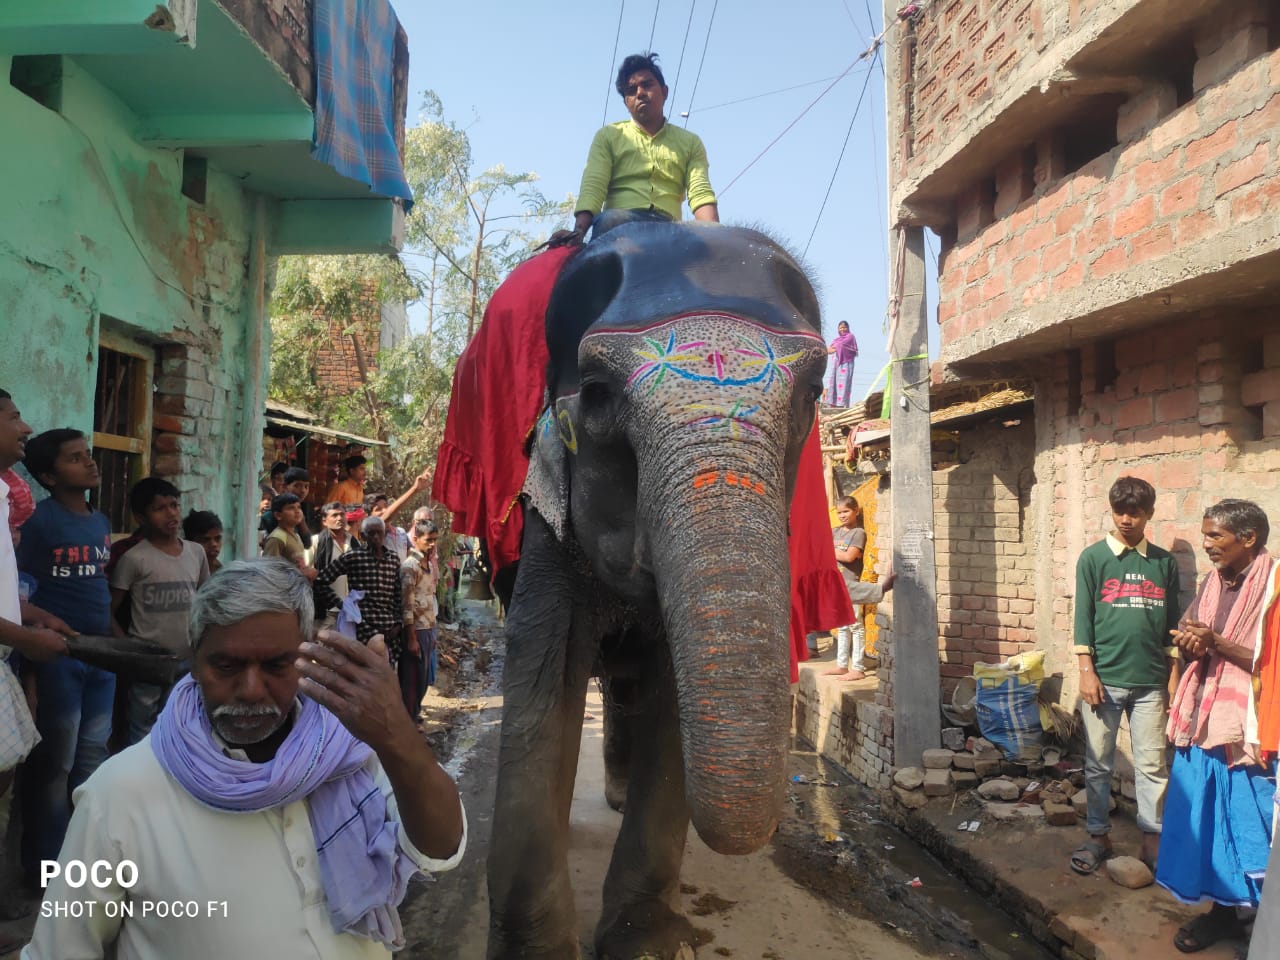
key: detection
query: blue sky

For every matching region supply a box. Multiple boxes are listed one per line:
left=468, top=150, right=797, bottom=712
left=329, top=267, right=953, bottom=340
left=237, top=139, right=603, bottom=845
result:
left=394, top=0, right=938, bottom=394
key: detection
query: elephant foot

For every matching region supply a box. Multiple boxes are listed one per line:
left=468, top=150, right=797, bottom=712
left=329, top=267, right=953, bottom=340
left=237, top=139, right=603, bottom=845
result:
left=595, top=901, right=701, bottom=960
left=604, top=772, right=628, bottom=812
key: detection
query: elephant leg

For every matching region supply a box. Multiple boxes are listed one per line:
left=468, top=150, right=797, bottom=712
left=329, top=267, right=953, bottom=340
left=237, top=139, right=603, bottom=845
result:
left=594, top=651, right=696, bottom=960
left=601, top=676, right=635, bottom=813
left=487, top=519, right=596, bottom=959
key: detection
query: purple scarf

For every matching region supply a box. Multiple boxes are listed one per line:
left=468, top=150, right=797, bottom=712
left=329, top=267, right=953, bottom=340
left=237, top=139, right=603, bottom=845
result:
left=151, top=675, right=418, bottom=948
left=831, top=332, right=859, bottom=366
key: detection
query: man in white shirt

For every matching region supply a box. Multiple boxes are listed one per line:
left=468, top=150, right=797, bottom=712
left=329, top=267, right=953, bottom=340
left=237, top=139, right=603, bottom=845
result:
left=24, top=559, right=465, bottom=960
left=0, top=392, right=71, bottom=838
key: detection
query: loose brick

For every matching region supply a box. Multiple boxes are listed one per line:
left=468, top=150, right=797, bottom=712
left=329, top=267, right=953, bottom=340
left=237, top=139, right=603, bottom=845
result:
left=1242, top=370, right=1280, bottom=406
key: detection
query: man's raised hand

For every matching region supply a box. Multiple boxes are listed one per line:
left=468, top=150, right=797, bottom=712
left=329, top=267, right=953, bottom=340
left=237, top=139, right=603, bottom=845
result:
left=295, top=630, right=411, bottom=750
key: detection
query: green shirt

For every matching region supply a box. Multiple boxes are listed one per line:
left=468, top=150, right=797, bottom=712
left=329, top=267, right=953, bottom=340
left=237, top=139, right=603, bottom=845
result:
left=575, top=119, right=717, bottom=221
left=1073, top=534, right=1181, bottom=688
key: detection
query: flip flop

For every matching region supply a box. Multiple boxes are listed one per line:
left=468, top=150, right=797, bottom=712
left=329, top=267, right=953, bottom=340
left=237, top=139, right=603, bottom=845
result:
left=1069, top=838, right=1110, bottom=875
left=1174, top=911, right=1244, bottom=954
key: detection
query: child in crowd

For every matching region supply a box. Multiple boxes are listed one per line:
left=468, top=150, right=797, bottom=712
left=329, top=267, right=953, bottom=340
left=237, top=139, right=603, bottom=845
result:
left=15, top=429, right=115, bottom=881
left=1070, top=476, right=1180, bottom=876
left=182, top=510, right=223, bottom=575
left=261, top=467, right=314, bottom=548
left=826, top=496, right=870, bottom=681
left=262, top=493, right=317, bottom=581
left=401, top=519, right=440, bottom=719
left=108, top=477, right=210, bottom=744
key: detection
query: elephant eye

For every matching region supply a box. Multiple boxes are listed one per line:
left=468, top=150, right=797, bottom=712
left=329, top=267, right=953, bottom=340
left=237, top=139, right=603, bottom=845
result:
left=580, top=379, right=620, bottom=437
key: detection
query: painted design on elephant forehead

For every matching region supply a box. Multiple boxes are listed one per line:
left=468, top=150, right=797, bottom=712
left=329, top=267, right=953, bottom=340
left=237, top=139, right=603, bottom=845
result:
left=692, top=469, right=767, bottom=496
left=624, top=329, right=810, bottom=396
left=685, top=399, right=762, bottom=438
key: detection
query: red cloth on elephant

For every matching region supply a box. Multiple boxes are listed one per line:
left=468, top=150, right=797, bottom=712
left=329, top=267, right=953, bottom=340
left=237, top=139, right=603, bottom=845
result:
left=431, top=245, right=580, bottom=574
left=787, top=427, right=855, bottom=682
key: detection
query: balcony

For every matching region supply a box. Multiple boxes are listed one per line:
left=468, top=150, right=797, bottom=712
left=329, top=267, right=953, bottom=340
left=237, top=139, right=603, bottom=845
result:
left=0, top=0, right=410, bottom=250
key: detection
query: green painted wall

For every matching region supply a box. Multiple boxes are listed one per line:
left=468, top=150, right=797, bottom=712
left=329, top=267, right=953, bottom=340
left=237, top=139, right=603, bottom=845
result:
left=0, top=54, right=271, bottom=552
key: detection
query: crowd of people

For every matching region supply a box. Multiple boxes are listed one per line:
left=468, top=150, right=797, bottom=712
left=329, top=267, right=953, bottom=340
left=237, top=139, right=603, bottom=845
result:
left=0, top=388, right=465, bottom=957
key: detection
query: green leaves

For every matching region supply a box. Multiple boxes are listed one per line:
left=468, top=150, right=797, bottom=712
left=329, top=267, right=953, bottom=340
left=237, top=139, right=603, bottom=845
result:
left=268, top=91, right=573, bottom=494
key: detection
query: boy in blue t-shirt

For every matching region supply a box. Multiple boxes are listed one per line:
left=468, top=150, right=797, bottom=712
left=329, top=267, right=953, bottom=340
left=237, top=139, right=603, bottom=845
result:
left=16, top=428, right=116, bottom=881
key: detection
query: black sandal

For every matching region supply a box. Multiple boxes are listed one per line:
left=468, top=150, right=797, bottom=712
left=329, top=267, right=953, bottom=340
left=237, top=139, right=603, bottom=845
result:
left=1069, top=838, right=1110, bottom=875
left=1174, top=910, right=1244, bottom=954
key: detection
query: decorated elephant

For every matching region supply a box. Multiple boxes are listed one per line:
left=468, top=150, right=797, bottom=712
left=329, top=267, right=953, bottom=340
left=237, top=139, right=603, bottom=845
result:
left=486, top=221, right=829, bottom=959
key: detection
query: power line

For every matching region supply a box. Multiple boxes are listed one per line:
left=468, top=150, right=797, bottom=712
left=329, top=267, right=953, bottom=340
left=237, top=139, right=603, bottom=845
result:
left=681, top=0, right=719, bottom=126
left=719, top=35, right=882, bottom=196
left=691, top=68, right=872, bottom=114
left=602, top=0, right=626, bottom=127
left=802, top=47, right=878, bottom=257
left=648, top=0, right=662, bottom=51
left=668, top=0, right=697, bottom=109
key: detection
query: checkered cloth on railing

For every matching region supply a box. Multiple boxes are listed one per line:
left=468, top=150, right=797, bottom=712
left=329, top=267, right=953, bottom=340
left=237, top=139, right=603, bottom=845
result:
left=311, top=0, right=413, bottom=208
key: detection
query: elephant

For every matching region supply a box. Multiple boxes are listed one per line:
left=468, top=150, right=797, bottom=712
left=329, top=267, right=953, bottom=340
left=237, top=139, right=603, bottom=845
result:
left=487, top=220, right=829, bottom=959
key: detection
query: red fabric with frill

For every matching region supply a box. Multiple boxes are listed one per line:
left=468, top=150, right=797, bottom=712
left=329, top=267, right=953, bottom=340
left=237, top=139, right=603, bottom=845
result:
left=786, top=427, right=855, bottom=682
left=431, top=245, right=580, bottom=573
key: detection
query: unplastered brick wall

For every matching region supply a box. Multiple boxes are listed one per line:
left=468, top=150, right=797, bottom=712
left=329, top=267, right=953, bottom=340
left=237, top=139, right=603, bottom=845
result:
left=793, top=676, right=894, bottom=790
left=153, top=342, right=235, bottom=507
left=1041, top=313, right=1280, bottom=693
left=938, top=24, right=1280, bottom=347
left=905, top=0, right=1049, bottom=178
left=311, top=304, right=381, bottom=399
left=859, top=416, right=1037, bottom=772
left=934, top=419, right=1038, bottom=691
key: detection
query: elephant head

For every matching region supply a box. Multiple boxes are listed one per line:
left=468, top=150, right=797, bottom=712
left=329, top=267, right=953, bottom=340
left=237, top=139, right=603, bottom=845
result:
left=526, top=222, right=827, bottom=855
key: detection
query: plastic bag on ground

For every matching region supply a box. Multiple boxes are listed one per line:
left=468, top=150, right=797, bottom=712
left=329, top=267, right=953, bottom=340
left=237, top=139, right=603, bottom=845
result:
left=973, top=651, right=1045, bottom=761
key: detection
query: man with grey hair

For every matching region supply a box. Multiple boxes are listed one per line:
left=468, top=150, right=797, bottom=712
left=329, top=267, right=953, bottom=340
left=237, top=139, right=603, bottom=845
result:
left=314, top=516, right=406, bottom=668
left=24, top=559, right=465, bottom=959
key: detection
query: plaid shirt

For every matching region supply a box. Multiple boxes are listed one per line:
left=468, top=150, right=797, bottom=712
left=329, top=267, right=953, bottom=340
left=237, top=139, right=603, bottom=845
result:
left=314, top=544, right=403, bottom=646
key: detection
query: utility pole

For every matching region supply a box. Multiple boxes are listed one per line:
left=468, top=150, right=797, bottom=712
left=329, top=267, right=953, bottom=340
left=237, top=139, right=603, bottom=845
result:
left=888, top=225, right=941, bottom=767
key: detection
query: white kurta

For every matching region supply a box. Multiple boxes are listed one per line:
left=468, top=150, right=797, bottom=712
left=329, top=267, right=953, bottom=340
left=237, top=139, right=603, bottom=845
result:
left=23, top=734, right=466, bottom=959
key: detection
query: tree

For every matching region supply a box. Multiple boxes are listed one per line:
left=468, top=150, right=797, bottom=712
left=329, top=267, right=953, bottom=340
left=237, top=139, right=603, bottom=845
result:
left=268, top=92, right=572, bottom=495
left=402, top=93, right=574, bottom=341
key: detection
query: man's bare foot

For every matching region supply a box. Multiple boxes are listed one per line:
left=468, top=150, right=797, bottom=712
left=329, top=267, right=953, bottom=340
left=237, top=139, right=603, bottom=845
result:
left=822, top=666, right=850, bottom=676
left=838, top=669, right=867, bottom=681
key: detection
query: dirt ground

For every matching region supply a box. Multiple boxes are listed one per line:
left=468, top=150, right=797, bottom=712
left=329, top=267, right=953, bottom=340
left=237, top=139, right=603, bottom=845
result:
left=404, top=680, right=940, bottom=960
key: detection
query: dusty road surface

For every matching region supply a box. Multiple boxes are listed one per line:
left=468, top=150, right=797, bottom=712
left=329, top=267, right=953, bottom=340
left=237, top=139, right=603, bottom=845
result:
left=404, top=679, right=940, bottom=960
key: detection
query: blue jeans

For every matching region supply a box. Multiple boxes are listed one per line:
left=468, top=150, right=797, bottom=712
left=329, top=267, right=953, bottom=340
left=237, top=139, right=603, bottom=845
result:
left=1080, top=684, right=1168, bottom=835
left=590, top=208, right=673, bottom=240
left=127, top=680, right=171, bottom=745
left=20, top=657, right=115, bottom=873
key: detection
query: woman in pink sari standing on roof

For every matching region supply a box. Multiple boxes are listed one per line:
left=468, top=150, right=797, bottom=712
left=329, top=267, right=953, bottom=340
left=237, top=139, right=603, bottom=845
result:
left=824, top=321, right=858, bottom=408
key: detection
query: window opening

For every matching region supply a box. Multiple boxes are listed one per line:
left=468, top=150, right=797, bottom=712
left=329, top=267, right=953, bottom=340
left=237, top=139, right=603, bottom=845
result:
left=92, top=334, right=155, bottom=536
left=10, top=56, right=62, bottom=112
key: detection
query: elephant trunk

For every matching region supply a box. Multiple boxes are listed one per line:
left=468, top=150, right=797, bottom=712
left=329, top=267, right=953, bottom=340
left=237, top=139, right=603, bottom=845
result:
left=644, top=449, right=792, bottom=855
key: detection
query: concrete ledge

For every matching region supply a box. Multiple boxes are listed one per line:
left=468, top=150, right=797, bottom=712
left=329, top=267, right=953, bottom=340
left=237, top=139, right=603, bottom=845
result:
left=793, top=658, right=892, bottom=790
left=882, top=793, right=1241, bottom=960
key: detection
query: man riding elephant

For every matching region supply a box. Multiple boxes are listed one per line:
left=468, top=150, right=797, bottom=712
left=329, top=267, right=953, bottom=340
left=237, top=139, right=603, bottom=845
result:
left=569, top=52, right=720, bottom=244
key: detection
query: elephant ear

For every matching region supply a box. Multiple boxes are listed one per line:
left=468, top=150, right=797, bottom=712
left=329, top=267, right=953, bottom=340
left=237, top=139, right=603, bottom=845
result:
left=545, top=246, right=624, bottom=398
left=523, top=401, right=573, bottom=541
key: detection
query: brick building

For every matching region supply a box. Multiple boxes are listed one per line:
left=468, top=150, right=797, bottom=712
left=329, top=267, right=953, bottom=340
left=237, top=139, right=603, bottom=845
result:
left=801, top=0, right=1280, bottom=789
left=310, top=288, right=408, bottom=399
